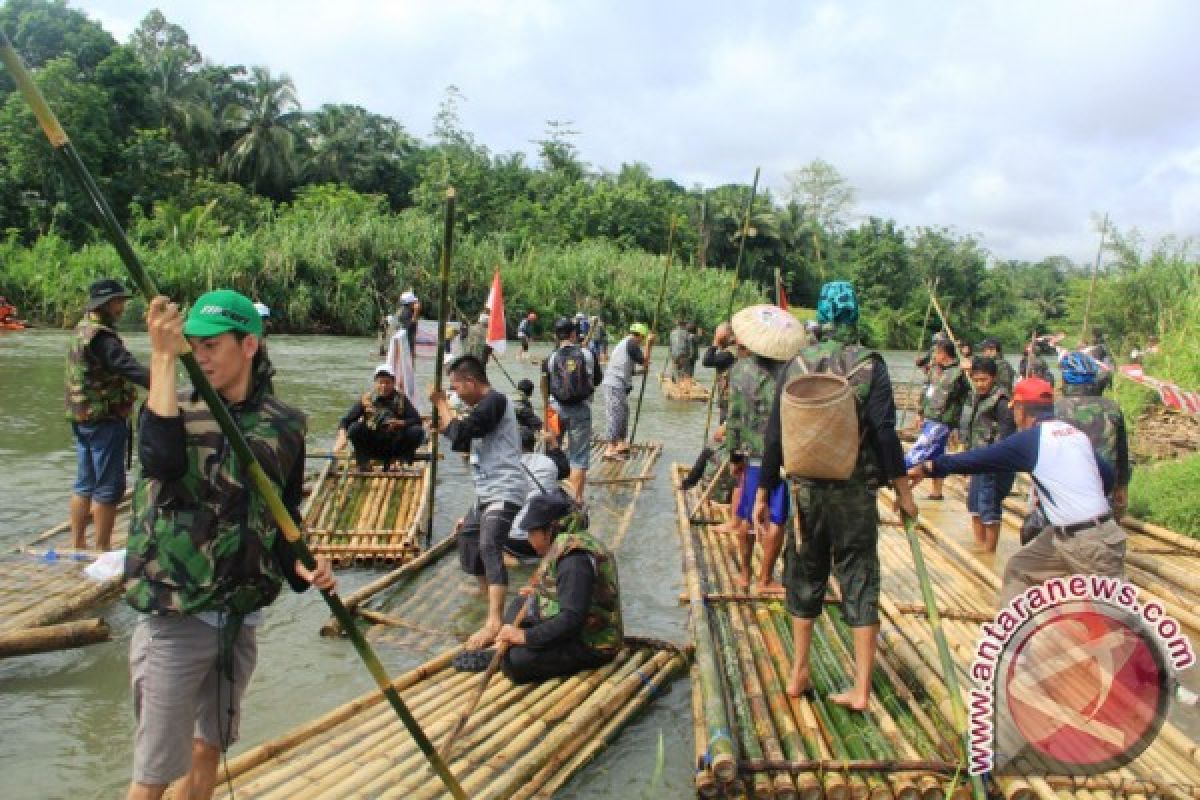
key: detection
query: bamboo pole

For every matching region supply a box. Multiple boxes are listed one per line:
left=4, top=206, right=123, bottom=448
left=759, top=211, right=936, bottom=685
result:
left=631, top=218, right=675, bottom=446
left=672, top=467, right=738, bottom=784
left=701, top=167, right=760, bottom=446
left=0, top=617, right=110, bottom=658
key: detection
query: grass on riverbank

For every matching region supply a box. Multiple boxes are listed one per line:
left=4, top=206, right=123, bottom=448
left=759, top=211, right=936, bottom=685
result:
left=1128, top=453, right=1200, bottom=538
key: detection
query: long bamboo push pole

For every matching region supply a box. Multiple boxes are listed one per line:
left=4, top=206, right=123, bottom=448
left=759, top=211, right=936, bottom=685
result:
left=927, top=290, right=959, bottom=352
left=0, top=37, right=467, bottom=800
left=440, top=556, right=552, bottom=762
left=423, top=188, right=456, bottom=544
left=900, top=516, right=985, bottom=800
left=1080, top=212, right=1109, bottom=342
left=630, top=215, right=676, bottom=445
left=701, top=167, right=760, bottom=446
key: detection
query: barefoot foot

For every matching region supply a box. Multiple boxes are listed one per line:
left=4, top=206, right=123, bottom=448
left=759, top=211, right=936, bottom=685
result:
left=829, top=690, right=870, bottom=712
left=465, top=621, right=501, bottom=651
left=786, top=668, right=812, bottom=698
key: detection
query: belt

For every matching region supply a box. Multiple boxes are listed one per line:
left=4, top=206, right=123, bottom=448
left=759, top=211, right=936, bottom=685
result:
left=1052, top=512, right=1114, bottom=537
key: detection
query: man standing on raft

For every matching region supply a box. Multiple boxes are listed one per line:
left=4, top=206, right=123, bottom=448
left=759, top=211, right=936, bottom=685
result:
left=755, top=281, right=917, bottom=711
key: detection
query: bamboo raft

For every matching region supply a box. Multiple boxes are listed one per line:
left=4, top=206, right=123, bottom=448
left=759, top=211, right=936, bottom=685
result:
left=211, top=639, right=688, bottom=800
left=325, top=465, right=654, bottom=643
left=663, top=374, right=713, bottom=402
left=674, top=464, right=1200, bottom=800
left=587, top=436, right=662, bottom=484
left=0, top=496, right=133, bottom=658
left=303, top=457, right=429, bottom=567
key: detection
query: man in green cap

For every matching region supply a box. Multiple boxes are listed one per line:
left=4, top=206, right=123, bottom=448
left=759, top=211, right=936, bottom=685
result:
left=756, top=280, right=917, bottom=712
left=599, top=322, right=653, bottom=459
left=124, top=290, right=335, bottom=800
left=65, top=278, right=150, bottom=551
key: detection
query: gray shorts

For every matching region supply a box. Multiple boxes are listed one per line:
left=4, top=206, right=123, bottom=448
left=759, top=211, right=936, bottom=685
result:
left=130, top=614, right=258, bottom=786
left=555, top=400, right=593, bottom=470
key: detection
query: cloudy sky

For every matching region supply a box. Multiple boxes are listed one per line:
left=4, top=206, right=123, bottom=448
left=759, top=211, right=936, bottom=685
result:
left=78, top=0, right=1200, bottom=263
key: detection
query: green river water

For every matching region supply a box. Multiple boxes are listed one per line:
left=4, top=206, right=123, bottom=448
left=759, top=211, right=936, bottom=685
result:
left=0, top=330, right=927, bottom=800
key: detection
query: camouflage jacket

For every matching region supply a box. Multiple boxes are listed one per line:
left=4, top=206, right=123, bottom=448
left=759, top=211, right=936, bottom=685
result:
left=360, top=390, right=406, bottom=430
left=961, top=385, right=1013, bottom=450
left=1056, top=393, right=1130, bottom=486
left=64, top=313, right=138, bottom=422
left=725, top=355, right=779, bottom=460
left=921, top=363, right=968, bottom=426
left=535, top=530, right=623, bottom=654
left=125, top=372, right=307, bottom=616
left=783, top=340, right=882, bottom=487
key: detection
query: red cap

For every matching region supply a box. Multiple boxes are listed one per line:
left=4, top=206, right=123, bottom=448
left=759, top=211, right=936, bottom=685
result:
left=1013, top=377, right=1054, bottom=405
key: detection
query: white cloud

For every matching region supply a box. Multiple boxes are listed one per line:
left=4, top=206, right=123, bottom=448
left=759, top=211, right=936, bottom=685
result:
left=75, top=0, right=1200, bottom=262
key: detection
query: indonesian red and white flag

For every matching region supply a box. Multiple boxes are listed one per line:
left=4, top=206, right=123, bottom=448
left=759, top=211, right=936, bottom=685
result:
left=485, top=268, right=507, bottom=355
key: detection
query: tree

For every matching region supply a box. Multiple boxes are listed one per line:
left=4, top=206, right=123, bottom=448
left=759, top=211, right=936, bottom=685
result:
left=129, top=10, right=214, bottom=168
left=785, top=158, right=857, bottom=281
left=219, top=66, right=304, bottom=199
left=303, top=104, right=419, bottom=207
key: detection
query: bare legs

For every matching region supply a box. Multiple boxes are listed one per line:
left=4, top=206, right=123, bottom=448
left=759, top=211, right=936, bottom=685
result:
left=127, top=739, right=220, bottom=800
left=786, top=616, right=877, bottom=711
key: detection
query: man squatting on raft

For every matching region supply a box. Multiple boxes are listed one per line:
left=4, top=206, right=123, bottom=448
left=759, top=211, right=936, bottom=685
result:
left=429, top=354, right=527, bottom=650
left=755, top=281, right=917, bottom=712
left=495, top=488, right=623, bottom=683
left=908, top=376, right=1126, bottom=607
left=333, top=363, right=426, bottom=470
left=125, top=292, right=335, bottom=800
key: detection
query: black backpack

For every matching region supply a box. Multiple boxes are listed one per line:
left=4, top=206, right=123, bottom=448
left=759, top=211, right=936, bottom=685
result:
left=548, top=345, right=594, bottom=404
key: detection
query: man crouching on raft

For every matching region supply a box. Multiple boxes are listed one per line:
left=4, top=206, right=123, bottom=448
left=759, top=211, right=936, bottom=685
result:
left=495, top=488, right=623, bottom=683
left=430, top=354, right=527, bottom=650
left=126, top=292, right=335, bottom=800
left=754, top=281, right=917, bottom=711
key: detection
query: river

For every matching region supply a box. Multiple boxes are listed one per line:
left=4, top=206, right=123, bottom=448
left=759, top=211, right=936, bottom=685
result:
left=0, top=330, right=928, bottom=800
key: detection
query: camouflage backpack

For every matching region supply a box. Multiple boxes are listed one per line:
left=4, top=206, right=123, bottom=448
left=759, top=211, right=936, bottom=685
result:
left=535, top=529, right=623, bottom=654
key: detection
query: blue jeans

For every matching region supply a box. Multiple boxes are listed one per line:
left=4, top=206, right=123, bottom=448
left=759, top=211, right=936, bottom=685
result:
left=966, top=472, right=1015, bottom=525
left=72, top=418, right=129, bottom=504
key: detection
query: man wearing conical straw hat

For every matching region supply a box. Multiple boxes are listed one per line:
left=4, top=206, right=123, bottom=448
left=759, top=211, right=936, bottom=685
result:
left=725, top=304, right=806, bottom=591
left=755, top=281, right=917, bottom=711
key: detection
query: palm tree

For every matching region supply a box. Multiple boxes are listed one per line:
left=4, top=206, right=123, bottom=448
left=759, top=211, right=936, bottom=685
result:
left=220, top=66, right=304, bottom=199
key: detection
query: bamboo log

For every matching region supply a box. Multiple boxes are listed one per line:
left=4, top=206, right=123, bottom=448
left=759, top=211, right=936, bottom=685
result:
left=0, top=617, right=110, bottom=657
left=319, top=530, right=458, bottom=636
left=672, top=467, right=738, bottom=784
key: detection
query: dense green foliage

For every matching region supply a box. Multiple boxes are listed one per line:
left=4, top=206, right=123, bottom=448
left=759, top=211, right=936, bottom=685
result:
left=1129, top=455, right=1200, bottom=537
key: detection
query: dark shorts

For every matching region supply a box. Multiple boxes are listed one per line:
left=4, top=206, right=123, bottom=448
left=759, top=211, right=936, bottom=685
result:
left=735, top=465, right=789, bottom=524
left=783, top=482, right=881, bottom=627
left=966, top=472, right=1015, bottom=525
left=72, top=418, right=129, bottom=504
left=519, top=335, right=530, bottom=352
left=458, top=500, right=521, bottom=586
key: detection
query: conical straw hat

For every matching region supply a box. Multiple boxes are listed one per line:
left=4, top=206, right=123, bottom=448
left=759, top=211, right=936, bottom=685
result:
left=731, top=304, right=806, bottom=361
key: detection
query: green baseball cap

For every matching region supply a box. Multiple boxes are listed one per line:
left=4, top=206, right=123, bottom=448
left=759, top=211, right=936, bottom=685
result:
left=184, top=289, right=263, bottom=337
left=629, top=322, right=650, bottom=337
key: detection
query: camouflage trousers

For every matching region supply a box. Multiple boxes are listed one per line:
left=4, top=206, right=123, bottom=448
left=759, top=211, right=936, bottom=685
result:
left=783, top=481, right=881, bottom=627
